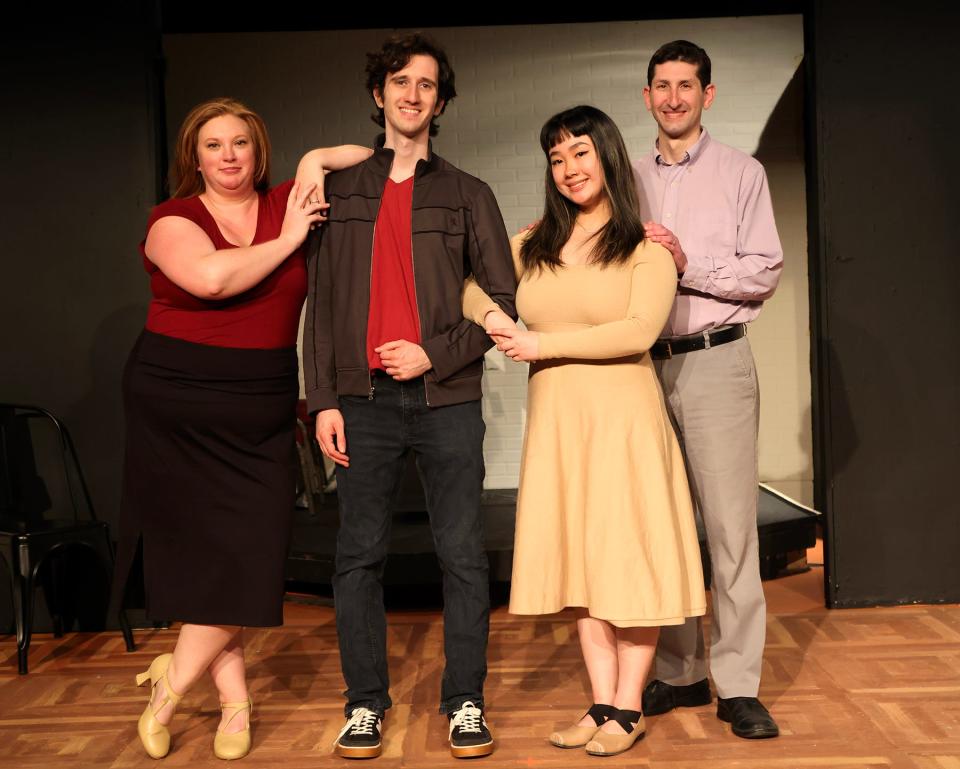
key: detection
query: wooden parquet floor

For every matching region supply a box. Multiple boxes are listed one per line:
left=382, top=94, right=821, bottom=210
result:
left=2, top=550, right=959, bottom=768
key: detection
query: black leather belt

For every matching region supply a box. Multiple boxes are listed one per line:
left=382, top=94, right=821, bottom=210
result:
left=651, top=324, right=745, bottom=360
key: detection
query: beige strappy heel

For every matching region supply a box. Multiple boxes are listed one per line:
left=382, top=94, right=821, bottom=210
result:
left=135, top=653, right=184, bottom=759
left=213, top=699, right=253, bottom=760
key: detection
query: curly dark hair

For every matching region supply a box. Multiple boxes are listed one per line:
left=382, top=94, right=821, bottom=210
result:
left=364, top=32, right=457, bottom=137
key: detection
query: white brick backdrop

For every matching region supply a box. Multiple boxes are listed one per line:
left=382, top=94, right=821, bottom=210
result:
left=163, top=15, right=811, bottom=501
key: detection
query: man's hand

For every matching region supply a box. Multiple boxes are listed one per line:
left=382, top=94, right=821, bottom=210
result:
left=315, top=408, right=349, bottom=467
left=375, top=340, right=432, bottom=380
left=644, top=221, right=687, bottom=274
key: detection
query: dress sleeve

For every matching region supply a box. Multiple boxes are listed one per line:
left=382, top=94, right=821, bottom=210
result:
left=462, top=233, right=524, bottom=324
left=538, top=243, right=676, bottom=360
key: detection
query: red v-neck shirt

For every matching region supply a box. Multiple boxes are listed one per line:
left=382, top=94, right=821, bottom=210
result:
left=366, top=176, right=420, bottom=370
left=141, top=179, right=307, bottom=349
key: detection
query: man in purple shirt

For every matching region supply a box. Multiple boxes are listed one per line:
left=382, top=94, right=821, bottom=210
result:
left=634, top=40, right=783, bottom=739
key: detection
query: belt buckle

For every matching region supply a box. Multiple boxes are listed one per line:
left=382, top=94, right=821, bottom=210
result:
left=664, top=341, right=672, bottom=359
left=702, top=330, right=712, bottom=351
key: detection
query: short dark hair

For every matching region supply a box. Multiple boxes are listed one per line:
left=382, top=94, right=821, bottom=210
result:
left=521, top=105, right=645, bottom=272
left=364, top=32, right=457, bottom=137
left=647, top=39, right=711, bottom=89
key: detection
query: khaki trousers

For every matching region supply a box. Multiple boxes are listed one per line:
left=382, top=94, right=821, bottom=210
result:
left=653, top=334, right=765, bottom=698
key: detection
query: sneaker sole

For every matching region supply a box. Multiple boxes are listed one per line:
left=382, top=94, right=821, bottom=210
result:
left=450, top=739, right=494, bottom=758
left=335, top=743, right=383, bottom=759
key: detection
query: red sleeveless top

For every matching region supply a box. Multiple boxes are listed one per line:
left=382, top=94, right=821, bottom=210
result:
left=141, top=180, right=306, bottom=349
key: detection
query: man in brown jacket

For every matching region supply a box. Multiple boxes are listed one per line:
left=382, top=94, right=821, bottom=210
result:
left=304, top=32, right=516, bottom=759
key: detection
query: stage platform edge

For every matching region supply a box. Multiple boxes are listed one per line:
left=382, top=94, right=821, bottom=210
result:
left=285, top=484, right=820, bottom=588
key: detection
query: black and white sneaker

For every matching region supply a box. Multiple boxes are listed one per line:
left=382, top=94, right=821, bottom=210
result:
left=334, top=707, right=382, bottom=759
left=448, top=701, right=494, bottom=758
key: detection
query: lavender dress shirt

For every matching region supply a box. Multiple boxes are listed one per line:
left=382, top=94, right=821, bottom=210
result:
left=633, top=129, right=783, bottom=338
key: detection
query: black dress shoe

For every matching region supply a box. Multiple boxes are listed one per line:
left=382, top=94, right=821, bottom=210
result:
left=641, top=678, right=711, bottom=716
left=716, top=697, right=779, bottom=739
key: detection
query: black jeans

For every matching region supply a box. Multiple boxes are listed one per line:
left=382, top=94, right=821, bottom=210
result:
left=333, top=375, right=489, bottom=716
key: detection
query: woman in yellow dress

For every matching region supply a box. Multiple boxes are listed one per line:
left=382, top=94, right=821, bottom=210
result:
left=464, top=105, right=705, bottom=757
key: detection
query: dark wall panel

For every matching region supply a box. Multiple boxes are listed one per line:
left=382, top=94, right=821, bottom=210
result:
left=0, top=9, right=160, bottom=533
left=809, top=1, right=960, bottom=606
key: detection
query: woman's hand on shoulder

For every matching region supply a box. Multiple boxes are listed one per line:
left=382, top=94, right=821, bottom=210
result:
left=643, top=220, right=687, bottom=275
left=296, top=145, right=373, bottom=229
left=296, top=168, right=330, bottom=230
left=279, top=181, right=327, bottom=249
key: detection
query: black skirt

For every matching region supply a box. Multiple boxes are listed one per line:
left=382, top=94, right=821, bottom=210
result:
left=113, top=330, right=299, bottom=627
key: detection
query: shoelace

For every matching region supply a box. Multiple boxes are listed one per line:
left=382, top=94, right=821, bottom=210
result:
left=335, top=707, right=380, bottom=745
left=450, top=702, right=484, bottom=734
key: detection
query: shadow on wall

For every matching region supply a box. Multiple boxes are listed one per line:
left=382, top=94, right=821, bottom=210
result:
left=755, top=58, right=805, bottom=164
left=753, top=57, right=814, bottom=505
left=64, top=303, right=147, bottom=534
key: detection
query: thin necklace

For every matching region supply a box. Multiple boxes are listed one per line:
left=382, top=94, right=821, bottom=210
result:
left=575, top=218, right=605, bottom=235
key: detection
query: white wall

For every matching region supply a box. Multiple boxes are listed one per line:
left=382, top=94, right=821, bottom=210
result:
left=163, top=14, right=812, bottom=503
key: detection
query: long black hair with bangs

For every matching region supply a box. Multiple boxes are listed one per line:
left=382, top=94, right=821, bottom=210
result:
left=520, top=105, right=645, bottom=271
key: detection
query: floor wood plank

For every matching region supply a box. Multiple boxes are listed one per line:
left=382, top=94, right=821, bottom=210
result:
left=1, top=553, right=958, bottom=768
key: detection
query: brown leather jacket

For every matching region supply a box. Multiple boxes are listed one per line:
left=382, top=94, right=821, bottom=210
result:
left=303, top=138, right=517, bottom=413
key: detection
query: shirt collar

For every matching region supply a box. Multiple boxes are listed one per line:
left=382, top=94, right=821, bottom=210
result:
left=654, top=127, right=711, bottom=167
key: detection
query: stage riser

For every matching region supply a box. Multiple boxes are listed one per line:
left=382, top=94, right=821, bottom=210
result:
left=286, top=488, right=818, bottom=589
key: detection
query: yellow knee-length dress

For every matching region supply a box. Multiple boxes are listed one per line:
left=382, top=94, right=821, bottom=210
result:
left=464, top=235, right=705, bottom=627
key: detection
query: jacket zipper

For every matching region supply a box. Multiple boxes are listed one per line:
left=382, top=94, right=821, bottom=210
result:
left=409, top=173, right=429, bottom=406
left=367, top=181, right=387, bottom=400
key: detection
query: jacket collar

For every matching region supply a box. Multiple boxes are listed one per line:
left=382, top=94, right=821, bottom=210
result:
left=370, top=133, right=440, bottom=179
